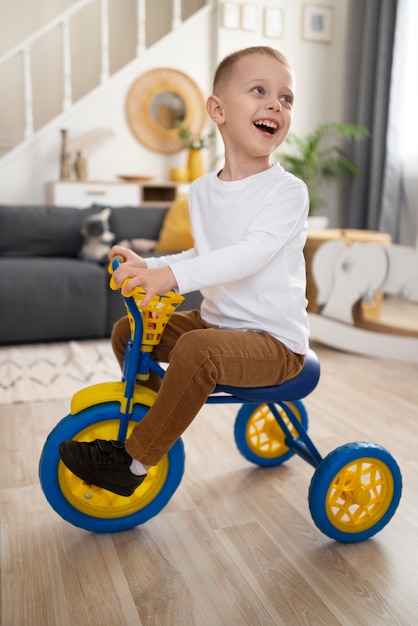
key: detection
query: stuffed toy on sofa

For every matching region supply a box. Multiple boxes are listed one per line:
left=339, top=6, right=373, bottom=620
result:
left=79, top=207, right=115, bottom=264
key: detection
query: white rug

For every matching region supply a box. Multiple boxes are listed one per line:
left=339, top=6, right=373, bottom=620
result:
left=0, top=340, right=121, bottom=405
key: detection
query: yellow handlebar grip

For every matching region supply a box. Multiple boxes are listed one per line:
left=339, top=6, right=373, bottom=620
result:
left=108, top=255, right=126, bottom=290
left=121, top=279, right=135, bottom=297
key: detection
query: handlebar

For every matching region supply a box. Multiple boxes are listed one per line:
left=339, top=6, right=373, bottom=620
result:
left=108, top=255, right=184, bottom=349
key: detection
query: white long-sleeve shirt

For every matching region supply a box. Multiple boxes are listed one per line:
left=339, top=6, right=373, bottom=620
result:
left=146, top=163, right=310, bottom=354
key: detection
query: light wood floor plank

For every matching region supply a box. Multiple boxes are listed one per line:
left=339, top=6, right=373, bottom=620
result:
left=216, top=520, right=341, bottom=625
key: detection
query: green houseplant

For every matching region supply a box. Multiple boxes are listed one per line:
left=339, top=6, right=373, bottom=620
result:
left=275, top=122, right=370, bottom=216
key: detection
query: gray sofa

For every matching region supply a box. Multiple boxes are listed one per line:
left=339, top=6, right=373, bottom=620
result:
left=0, top=203, right=202, bottom=345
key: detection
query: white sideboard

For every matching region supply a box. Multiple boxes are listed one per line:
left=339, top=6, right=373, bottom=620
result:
left=47, top=181, right=186, bottom=208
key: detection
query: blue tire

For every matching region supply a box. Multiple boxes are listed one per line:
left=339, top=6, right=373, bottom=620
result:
left=234, top=401, right=308, bottom=467
left=39, top=402, right=185, bottom=532
left=308, top=442, right=402, bottom=542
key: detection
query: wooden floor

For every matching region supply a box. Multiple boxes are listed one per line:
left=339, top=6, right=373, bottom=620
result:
left=1, top=341, right=417, bottom=625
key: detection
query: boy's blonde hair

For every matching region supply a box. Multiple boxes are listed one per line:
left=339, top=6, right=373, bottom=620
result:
left=213, top=46, right=291, bottom=94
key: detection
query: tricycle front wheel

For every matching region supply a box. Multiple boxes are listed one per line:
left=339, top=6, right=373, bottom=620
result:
left=39, top=401, right=184, bottom=532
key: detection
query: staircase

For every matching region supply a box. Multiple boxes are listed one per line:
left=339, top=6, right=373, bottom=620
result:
left=0, top=0, right=209, bottom=161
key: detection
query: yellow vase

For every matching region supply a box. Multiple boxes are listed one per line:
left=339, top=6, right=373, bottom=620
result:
left=187, top=149, right=204, bottom=181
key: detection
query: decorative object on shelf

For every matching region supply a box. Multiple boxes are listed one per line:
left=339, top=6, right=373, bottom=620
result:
left=178, top=126, right=215, bottom=151
left=58, top=127, right=114, bottom=181
left=169, top=167, right=189, bottom=183
left=117, top=175, right=155, bottom=183
left=187, top=149, right=204, bottom=182
left=59, top=129, right=72, bottom=180
left=74, top=151, right=87, bottom=180
left=126, top=68, right=207, bottom=154
left=302, top=4, right=334, bottom=43
left=179, top=126, right=215, bottom=181
left=275, top=122, right=370, bottom=216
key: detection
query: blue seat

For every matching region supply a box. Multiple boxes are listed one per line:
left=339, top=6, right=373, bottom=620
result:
left=214, top=348, right=320, bottom=402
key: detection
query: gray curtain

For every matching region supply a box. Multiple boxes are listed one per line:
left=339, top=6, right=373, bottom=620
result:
left=379, top=0, right=418, bottom=247
left=340, top=0, right=397, bottom=231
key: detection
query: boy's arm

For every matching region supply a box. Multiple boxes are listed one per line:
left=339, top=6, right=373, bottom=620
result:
left=170, top=230, right=279, bottom=294
left=145, top=247, right=197, bottom=269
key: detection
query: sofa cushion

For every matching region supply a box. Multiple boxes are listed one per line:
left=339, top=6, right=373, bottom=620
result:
left=155, top=194, right=194, bottom=253
left=0, top=257, right=107, bottom=343
left=0, top=204, right=99, bottom=258
left=91, top=204, right=169, bottom=243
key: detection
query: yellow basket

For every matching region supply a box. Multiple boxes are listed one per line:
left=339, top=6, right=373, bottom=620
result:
left=125, top=288, right=184, bottom=351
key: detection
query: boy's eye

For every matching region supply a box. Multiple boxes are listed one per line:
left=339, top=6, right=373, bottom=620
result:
left=280, top=94, right=293, bottom=105
left=252, top=86, right=265, bottom=94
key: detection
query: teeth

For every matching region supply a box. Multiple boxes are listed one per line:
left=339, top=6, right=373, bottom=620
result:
left=255, top=120, right=278, bottom=129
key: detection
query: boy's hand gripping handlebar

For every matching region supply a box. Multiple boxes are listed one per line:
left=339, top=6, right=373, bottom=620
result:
left=108, top=256, right=184, bottom=349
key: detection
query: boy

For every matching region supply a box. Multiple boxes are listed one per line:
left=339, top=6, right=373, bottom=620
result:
left=59, top=46, right=310, bottom=496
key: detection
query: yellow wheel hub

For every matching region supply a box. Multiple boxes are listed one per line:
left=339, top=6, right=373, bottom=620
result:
left=325, top=457, right=394, bottom=533
left=246, top=403, right=301, bottom=459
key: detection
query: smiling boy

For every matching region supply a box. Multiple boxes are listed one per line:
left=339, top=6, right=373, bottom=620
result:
left=59, top=46, right=310, bottom=497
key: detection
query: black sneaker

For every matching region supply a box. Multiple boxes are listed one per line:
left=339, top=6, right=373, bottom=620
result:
left=59, top=439, right=146, bottom=497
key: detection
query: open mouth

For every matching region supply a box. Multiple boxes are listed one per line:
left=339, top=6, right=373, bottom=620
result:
left=254, top=120, right=278, bottom=135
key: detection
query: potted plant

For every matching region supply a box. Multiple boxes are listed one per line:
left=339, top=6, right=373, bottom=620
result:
left=275, top=122, right=370, bottom=227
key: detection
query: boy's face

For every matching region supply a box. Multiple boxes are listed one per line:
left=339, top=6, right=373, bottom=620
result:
left=209, top=53, right=295, bottom=159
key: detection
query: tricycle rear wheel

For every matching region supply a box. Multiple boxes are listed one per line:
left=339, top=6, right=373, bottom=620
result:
left=234, top=401, right=308, bottom=466
left=308, top=442, right=402, bottom=542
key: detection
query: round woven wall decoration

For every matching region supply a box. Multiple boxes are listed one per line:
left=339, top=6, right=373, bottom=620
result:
left=126, top=68, right=207, bottom=154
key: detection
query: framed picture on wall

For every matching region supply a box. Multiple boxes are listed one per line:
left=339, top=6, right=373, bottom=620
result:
left=222, top=2, right=240, bottom=29
left=263, top=7, right=284, bottom=39
left=240, top=5, right=258, bottom=31
left=302, top=4, right=334, bottom=43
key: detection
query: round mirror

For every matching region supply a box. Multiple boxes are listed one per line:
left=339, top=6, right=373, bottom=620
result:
left=150, top=91, right=185, bottom=129
left=126, top=68, right=207, bottom=153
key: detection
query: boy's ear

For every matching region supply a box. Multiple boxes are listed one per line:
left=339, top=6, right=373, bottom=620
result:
left=206, top=95, right=224, bottom=124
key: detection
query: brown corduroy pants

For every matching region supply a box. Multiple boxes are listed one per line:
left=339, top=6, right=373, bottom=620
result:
left=111, top=310, right=305, bottom=466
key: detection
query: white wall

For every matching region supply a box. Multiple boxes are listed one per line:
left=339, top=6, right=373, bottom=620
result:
left=0, top=0, right=349, bottom=223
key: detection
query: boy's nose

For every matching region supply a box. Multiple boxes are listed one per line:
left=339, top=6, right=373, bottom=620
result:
left=268, top=99, right=282, bottom=112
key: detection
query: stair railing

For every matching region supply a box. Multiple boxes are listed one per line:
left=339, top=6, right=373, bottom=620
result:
left=0, top=0, right=186, bottom=154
